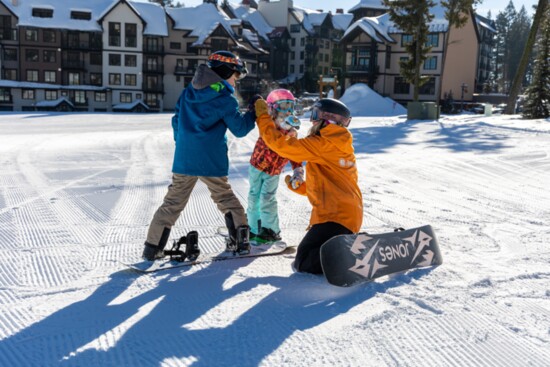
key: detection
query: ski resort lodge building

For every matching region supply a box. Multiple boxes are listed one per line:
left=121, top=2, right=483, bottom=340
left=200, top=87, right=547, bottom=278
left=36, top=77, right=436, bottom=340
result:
left=0, top=0, right=495, bottom=112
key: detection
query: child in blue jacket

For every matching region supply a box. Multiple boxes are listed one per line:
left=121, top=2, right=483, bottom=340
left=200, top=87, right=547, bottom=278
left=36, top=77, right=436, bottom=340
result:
left=142, top=51, right=255, bottom=260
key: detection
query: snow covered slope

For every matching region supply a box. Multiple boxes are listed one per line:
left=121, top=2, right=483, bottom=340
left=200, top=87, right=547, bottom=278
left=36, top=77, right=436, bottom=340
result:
left=0, top=111, right=549, bottom=366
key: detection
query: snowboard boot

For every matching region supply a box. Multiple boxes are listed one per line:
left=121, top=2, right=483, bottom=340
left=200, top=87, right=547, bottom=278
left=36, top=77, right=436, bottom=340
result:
left=142, top=227, right=170, bottom=261
left=184, top=230, right=200, bottom=261
left=224, top=212, right=238, bottom=252
left=236, top=225, right=251, bottom=255
left=257, top=227, right=282, bottom=243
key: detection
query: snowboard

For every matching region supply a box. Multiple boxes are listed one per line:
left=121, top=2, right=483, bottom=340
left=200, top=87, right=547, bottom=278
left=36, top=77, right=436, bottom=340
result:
left=320, top=225, right=443, bottom=287
left=122, top=240, right=288, bottom=273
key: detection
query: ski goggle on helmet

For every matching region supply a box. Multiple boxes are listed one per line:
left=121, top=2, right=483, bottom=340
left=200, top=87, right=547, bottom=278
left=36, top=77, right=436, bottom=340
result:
left=266, top=89, right=296, bottom=114
left=310, top=98, right=352, bottom=127
left=208, top=51, right=248, bottom=80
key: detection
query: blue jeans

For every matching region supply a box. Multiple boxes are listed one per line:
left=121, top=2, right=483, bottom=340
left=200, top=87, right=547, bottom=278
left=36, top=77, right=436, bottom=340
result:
left=247, top=165, right=280, bottom=234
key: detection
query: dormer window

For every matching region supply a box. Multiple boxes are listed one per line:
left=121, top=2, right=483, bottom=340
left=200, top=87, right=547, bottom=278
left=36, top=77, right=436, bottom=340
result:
left=71, top=11, right=91, bottom=20
left=32, top=8, right=53, bottom=18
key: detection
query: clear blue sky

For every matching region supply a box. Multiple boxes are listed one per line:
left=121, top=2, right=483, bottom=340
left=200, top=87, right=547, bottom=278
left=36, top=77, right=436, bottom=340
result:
left=173, top=0, right=539, bottom=17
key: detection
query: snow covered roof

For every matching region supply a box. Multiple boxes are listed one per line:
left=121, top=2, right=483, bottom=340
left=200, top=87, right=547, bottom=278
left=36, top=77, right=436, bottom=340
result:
left=113, top=99, right=150, bottom=111
left=166, top=3, right=238, bottom=46
left=3, top=0, right=114, bottom=31
left=476, top=14, right=497, bottom=33
left=34, top=96, right=74, bottom=108
left=342, top=13, right=395, bottom=43
left=224, top=1, right=274, bottom=43
left=131, top=1, right=168, bottom=36
left=0, top=79, right=107, bottom=91
left=348, top=0, right=389, bottom=13
left=332, top=13, right=354, bottom=31
left=242, top=28, right=267, bottom=53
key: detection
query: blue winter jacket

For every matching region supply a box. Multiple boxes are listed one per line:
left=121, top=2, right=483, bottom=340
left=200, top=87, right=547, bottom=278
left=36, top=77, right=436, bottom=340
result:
left=171, top=64, right=255, bottom=176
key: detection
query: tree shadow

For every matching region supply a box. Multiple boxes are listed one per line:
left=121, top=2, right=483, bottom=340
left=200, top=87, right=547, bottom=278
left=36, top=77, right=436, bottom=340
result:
left=0, top=256, right=437, bottom=366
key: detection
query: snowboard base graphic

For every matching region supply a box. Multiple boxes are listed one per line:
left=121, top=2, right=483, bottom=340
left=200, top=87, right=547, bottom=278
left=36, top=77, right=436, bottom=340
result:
left=320, top=225, right=442, bottom=287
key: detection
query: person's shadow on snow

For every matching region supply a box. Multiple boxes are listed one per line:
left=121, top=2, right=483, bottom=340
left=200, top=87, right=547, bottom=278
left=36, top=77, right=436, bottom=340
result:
left=0, top=256, right=435, bottom=366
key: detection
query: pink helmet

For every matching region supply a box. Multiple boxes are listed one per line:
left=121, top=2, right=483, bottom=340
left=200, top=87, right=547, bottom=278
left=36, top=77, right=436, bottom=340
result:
left=266, top=89, right=296, bottom=114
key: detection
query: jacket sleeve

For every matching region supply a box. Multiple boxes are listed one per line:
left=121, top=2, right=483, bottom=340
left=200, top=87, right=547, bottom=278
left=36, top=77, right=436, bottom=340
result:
left=222, top=97, right=256, bottom=138
left=171, top=95, right=182, bottom=141
left=256, top=113, right=325, bottom=163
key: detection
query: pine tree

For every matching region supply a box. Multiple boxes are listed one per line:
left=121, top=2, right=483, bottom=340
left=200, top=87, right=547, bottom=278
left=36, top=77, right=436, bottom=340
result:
left=522, top=5, right=550, bottom=119
left=383, top=0, right=435, bottom=101
left=505, top=0, right=548, bottom=114
left=494, top=1, right=517, bottom=92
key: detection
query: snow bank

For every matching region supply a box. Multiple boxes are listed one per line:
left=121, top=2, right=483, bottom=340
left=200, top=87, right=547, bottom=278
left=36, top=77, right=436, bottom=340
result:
left=340, top=83, right=406, bottom=117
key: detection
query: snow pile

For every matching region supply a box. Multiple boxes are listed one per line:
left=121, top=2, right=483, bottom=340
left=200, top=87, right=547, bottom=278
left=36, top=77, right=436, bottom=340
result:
left=340, top=83, right=406, bottom=117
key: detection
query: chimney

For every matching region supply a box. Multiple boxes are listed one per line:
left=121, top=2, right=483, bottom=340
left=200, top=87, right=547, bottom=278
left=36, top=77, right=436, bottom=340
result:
left=336, top=8, right=343, bottom=14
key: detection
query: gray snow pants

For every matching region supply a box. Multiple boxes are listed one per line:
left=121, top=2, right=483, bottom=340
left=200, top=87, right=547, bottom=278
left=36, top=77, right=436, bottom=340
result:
left=146, top=173, right=248, bottom=246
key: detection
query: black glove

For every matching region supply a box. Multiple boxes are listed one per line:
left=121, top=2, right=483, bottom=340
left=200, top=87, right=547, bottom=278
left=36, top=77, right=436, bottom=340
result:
left=248, top=94, right=263, bottom=115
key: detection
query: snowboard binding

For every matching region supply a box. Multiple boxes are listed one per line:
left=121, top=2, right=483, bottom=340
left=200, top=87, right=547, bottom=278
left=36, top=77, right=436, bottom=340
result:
left=164, top=231, right=200, bottom=262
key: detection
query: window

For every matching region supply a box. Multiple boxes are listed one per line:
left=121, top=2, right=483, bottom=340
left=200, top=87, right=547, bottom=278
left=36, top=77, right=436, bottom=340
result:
left=125, top=54, right=137, bottom=67
left=22, top=89, right=35, bottom=99
left=120, top=93, right=132, bottom=103
left=318, top=53, right=323, bottom=61
left=25, top=29, right=38, bottom=41
left=424, top=56, right=437, bottom=70
left=290, top=24, right=300, bottom=33
left=419, top=77, right=436, bottom=95
left=95, top=92, right=106, bottom=102
left=25, top=49, right=39, bottom=62
left=109, top=53, right=121, bottom=66
left=385, top=46, right=392, bottom=69
left=301, top=38, right=305, bottom=46
left=26, top=70, right=38, bottom=82
left=393, top=77, right=410, bottom=94
left=300, top=51, right=304, bottom=60
left=170, top=42, right=181, bottom=50
left=0, top=88, right=11, bottom=102
left=43, top=30, right=56, bottom=43
left=68, top=72, right=80, bottom=85
left=90, top=73, right=102, bottom=85
left=125, top=74, right=137, bottom=86
left=426, top=33, right=439, bottom=47
left=325, top=54, right=329, bottom=62
left=71, top=11, right=91, bottom=20
left=32, top=8, right=53, bottom=18
left=109, top=73, right=121, bottom=85
left=291, top=52, right=295, bottom=60
left=145, top=93, right=158, bottom=107
left=290, top=65, right=294, bottom=73
left=299, top=65, right=304, bottom=73
left=125, top=23, right=137, bottom=47
left=291, top=38, right=295, bottom=47
left=44, top=71, right=56, bottom=83
left=211, top=38, right=228, bottom=52
left=3, top=48, right=17, bottom=61
left=109, top=22, right=121, bottom=46
left=90, top=53, right=102, bottom=65
left=43, top=50, right=56, bottom=63
left=45, top=90, right=57, bottom=100
left=74, top=91, right=86, bottom=104
left=3, top=69, right=17, bottom=80
left=401, top=34, right=413, bottom=47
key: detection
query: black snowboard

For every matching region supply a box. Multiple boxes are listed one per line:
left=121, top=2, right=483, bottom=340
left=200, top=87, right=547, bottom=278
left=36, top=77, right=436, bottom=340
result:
left=320, top=225, right=443, bottom=287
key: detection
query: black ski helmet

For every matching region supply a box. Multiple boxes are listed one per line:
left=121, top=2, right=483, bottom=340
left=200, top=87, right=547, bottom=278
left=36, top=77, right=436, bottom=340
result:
left=208, top=50, right=248, bottom=80
left=311, top=98, right=352, bottom=127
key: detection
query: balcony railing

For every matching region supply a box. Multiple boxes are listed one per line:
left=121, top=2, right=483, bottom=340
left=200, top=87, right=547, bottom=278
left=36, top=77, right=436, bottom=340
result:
left=143, top=63, right=164, bottom=73
left=144, top=44, right=164, bottom=54
left=61, top=40, right=102, bottom=50
left=142, top=82, right=164, bottom=93
left=61, top=60, right=85, bottom=69
left=175, top=65, right=196, bottom=75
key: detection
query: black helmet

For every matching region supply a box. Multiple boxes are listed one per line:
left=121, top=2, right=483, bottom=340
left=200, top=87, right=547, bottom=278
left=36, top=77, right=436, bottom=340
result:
left=208, top=50, right=248, bottom=80
left=311, top=98, right=352, bottom=127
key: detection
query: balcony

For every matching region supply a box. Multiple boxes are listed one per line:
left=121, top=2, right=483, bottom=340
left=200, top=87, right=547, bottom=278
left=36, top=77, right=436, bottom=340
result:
left=175, top=65, right=196, bottom=75
left=61, top=40, right=102, bottom=51
left=142, top=82, right=164, bottom=93
left=0, top=28, right=17, bottom=41
left=143, top=63, right=164, bottom=74
left=144, top=44, right=164, bottom=54
left=62, top=59, right=85, bottom=69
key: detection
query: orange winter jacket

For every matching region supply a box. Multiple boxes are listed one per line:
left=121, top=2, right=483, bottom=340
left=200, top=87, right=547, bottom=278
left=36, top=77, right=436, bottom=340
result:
left=256, top=114, right=363, bottom=233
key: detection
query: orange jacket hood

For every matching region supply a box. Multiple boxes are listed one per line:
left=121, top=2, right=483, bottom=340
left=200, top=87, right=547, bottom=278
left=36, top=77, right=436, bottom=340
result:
left=257, top=114, right=363, bottom=232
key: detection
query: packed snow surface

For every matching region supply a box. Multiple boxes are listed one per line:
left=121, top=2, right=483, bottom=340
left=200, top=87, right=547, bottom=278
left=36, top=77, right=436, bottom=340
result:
left=0, top=107, right=549, bottom=366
